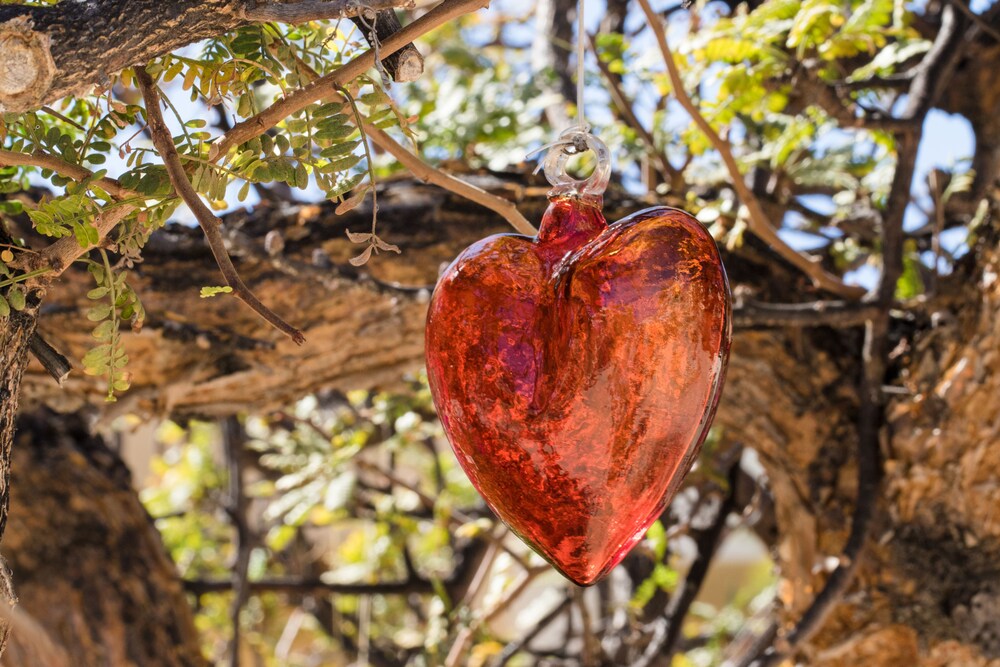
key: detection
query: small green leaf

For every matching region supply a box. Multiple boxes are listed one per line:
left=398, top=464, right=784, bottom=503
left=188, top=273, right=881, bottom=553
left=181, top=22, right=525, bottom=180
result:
left=200, top=285, right=234, bottom=298
left=7, top=287, right=25, bottom=311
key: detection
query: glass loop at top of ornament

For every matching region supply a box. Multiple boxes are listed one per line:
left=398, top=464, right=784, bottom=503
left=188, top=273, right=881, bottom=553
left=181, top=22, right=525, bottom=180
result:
left=534, top=126, right=611, bottom=199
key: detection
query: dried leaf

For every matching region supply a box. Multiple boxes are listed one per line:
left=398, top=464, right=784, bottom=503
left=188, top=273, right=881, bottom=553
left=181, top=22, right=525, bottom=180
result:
left=349, top=245, right=374, bottom=266
left=336, top=189, right=368, bottom=216
left=346, top=230, right=373, bottom=244
left=373, top=236, right=401, bottom=254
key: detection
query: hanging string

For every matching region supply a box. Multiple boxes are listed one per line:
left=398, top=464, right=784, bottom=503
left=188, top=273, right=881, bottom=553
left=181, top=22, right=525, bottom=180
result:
left=527, top=0, right=611, bottom=197
left=576, top=0, right=587, bottom=133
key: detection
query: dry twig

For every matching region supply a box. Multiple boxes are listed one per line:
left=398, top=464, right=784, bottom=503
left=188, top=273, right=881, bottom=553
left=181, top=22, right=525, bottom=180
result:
left=635, top=0, right=865, bottom=299
left=135, top=68, right=305, bottom=344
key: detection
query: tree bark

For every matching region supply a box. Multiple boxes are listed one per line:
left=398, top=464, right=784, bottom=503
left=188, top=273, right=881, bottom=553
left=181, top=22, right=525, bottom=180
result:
left=2, top=173, right=999, bottom=664
left=0, top=0, right=413, bottom=112
left=2, top=409, right=207, bottom=667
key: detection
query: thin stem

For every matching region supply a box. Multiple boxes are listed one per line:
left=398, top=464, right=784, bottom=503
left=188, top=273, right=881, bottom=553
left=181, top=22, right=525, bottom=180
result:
left=636, top=0, right=865, bottom=299
left=135, top=67, right=305, bottom=344
left=339, top=86, right=379, bottom=234
left=0, top=267, right=52, bottom=289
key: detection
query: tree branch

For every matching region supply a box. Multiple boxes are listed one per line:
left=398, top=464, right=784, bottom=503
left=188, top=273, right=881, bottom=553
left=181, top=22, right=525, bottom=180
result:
left=744, top=8, right=976, bottom=665
left=732, top=298, right=883, bottom=329
left=0, top=0, right=417, bottom=112
left=210, top=0, right=491, bottom=161
left=349, top=9, right=425, bottom=82
left=135, top=68, right=305, bottom=344
left=587, top=31, right=683, bottom=192
left=636, top=0, right=865, bottom=300
left=362, top=124, right=537, bottom=235
left=0, top=149, right=131, bottom=200
left=184, top=576, right=436, bottom=596
left=242, top=0, right=411, bottom=23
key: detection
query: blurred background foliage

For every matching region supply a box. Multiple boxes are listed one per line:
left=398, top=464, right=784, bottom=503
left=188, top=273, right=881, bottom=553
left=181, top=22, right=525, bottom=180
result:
left=135, top=373, right=775, bottom=666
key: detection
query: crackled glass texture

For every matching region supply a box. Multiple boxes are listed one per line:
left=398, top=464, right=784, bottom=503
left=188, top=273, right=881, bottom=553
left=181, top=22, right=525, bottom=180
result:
left=425, top=195, right=731, bottom=586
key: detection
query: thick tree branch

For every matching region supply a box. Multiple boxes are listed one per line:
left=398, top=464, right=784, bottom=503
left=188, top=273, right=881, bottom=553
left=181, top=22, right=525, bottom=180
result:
left=732, top=298, right=884, bottom=329
left=242, top=0, right=410, bottom=23
left=135, top=68, right=305, bottom=344
left=636, top=0, right=866, bottom=300
left=0, top=0, right=417, bottom=112
left=745, top=8, right=976, bottom=665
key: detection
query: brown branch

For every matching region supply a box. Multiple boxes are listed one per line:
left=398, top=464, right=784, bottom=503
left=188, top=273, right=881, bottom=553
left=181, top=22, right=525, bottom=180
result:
left=0, top=149, right=132, bottom=200
left=28, top=332, right=71, bottom=386
left=497, top=594, right=574, bottom=666
left=184, top=576, right=435, bottom=596
left=746, top=8, right=975, bottom=666
left=587, top=32, right=683, bottom=192
left=33, top=205, right=135, bottom=276
left=732, top=299, right=884, bottom=329
left=210, top=0, right=491, bottom=161
left=945, top=0, right=1000, bottom=43
left=242, top=0, right=413, bottom=23
left=223, top=417, right=251, bottom=667
left=135, top=68, right=305, bottom=344
left=636, top=0, right=865, bottom=300
left=362, top=124, right=537, bottom=235
left=349, top=9, right=425, bottom=82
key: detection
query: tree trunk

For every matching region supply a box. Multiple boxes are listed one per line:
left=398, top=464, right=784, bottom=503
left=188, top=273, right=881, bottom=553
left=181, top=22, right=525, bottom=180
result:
left=2, top=409, right=206, bottom=667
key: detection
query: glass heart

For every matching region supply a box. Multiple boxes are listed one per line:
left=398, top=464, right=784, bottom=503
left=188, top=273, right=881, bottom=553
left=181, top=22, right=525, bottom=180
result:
left=425, top=195, right=731, bottom=586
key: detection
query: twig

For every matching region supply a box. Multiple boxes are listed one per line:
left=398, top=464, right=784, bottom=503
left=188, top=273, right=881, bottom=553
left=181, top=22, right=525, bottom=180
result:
left=28, top=332, right=71, bottom=385
left=223, top=417, right=252, bottom=667
left=586, top=32, right=682, bottom=191
left=211, top=0, right=491, bottom=161
left=185, top=576, right=437, bottom=596
left=363, top=123, right=537, bottom=234
left=497, top=594, right=574, bottom=666
left=135, top=68, right=305, bottom=344
left=0, top=149, right=132, bottom=200
left=258, top=31, right=536, bottom=235
left=944, top=0, right=1000, bottom=43
left=577, top=587, right=599, bottom=667
left=664, top=455, right=743, bottom=658
left=635, top=0, right=865, bottom=300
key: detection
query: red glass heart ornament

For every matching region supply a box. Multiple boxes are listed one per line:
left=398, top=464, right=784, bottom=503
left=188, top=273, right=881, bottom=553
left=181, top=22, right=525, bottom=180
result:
left=425, top=194, right=731, bottom=586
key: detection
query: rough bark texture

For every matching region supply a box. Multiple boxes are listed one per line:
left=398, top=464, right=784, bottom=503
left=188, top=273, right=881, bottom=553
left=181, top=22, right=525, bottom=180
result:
left=2, top=410, right=207, bottom=667
left=0, top=0, right=414, bottom=112
left=0, top=136, right=995, bottom=665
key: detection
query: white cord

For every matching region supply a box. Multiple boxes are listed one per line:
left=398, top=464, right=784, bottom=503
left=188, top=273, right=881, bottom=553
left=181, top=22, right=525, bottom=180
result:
left=576, top=0, right=587, bottom=131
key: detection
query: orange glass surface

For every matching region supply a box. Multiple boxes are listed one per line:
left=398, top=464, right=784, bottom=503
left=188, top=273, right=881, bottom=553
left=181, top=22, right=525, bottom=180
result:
left=425, top=195, right=731, bottom=586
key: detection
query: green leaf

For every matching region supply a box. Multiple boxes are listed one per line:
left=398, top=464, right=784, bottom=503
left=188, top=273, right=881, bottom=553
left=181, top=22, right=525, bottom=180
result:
left=87, top=304, right=113, bottom=321
left=320, top=140, right=361, bottom=159
left=200, top=285, right=234, bottom=298
left=7, top=287, right=25, bottom=311
left=0, top=295, right=9, bottom=319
